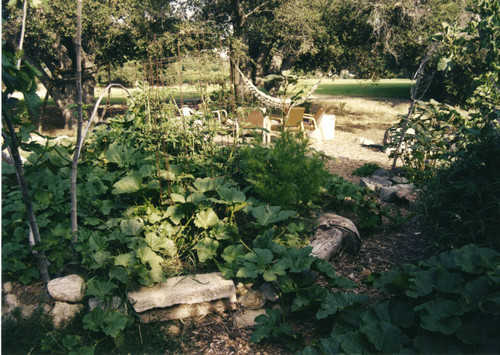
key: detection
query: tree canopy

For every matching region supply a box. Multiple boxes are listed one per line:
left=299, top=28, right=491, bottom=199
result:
left=2, top=0, right=472, bottom=124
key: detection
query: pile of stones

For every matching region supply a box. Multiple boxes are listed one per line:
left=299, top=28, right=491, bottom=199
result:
left=359, top=169, right=418, bottom=206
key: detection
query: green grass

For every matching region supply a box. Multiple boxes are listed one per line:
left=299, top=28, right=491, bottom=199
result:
left=299, top=78, right=412, bottom=100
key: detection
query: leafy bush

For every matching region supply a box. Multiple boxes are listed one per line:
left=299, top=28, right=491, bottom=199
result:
left=419, top=138, right=500, bottom=251
left=385, top=100, right=465, bottom=183
left=300, top=244, right=500, bottom=354
left=352, top=162, right=381, bottom=177
left=96, top=60, right=143, bottom=87
left=323, top=175, right=383, bottom=231
left=235, top=133, right=330, bottom=212
left=387, top=0, right=499, bottom=184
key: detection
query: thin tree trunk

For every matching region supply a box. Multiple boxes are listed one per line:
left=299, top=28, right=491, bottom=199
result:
left=16, top=0, right=28, bottom=69
left=2, top=116, right=50, bottom=283
left=71, top=0, right=83, bottom=242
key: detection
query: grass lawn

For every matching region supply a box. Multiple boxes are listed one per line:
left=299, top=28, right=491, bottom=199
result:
left=299, top=78, right=412, bottom=100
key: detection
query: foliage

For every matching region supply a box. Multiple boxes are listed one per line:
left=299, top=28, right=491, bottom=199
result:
left=235, top=132, right=330, bottom=212
left=419, top=139, right=500, bottom=251
left=352, top=162, right=381, bottom=177
left=386, top=0, right=499, bottom=251
left=386, top=100, right=465, bottom=182
left=387, top=0, right=499, bottom=181
left=299, top=244, right=500, bottom=354
left=1, top=307, right=177, bottom=354
left=322, top=175, right=384, bottom=231
left=214, top=227, right=358, bottom=351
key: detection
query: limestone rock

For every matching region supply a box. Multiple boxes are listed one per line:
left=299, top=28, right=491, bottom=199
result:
left=128, top=272, right=236, bottom=313
left=21, top=304, right=36, bottom=318
left=47, top=274, right=85, bottom=303
left=3, top=282, right=13, bottom=294
left=372, top=169, right=390, bottom=179
left=390, top=176, right=409, bottom=184
left=50, top=301, right=83, bottom=328
left=137, top=297, right=237, bottom=323
left=259, top=283, right=278, bottom=302
left=3, top=293, right=19, bottom=314
left=379, top=186, right=400, bottom=202
left=395, top=188, right=418, bottom=203
left=309, top=213, right=361, bottom=261
left=238, top=289, right=266, bottom=310
left=163, top=324, right=182, bottom=336
left=234, top=309, right=267, bottom=328
left=360, top=176, right=392, bottom=192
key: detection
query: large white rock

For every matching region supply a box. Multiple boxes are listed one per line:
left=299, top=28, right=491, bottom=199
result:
left=47, top=274, right=85, bottom=303
left=50, top=301, right=83, bottom=328
left=128, top=272, right=236, bottom=313
left=233, top=309, right=267, bottom=328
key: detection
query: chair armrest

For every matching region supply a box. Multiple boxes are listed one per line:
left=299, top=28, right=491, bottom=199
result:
left=302, top=116, right=317, bottom=129
left=269, top=116, right=284, bottom=124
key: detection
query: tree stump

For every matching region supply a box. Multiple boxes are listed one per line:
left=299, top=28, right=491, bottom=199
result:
left=308, top=213, right=361, bottom=261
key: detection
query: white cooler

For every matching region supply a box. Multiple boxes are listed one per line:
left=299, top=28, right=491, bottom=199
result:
left=308, top=114, right=335, bottom=140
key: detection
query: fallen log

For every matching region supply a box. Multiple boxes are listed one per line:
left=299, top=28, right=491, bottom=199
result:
left=308, top=213, right=361, bottom=261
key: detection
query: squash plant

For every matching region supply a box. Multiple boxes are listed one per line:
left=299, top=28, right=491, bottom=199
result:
left=300, top=244, right=500, bottom=354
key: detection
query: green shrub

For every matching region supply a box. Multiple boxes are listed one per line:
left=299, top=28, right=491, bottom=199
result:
left=419, top=138, right=500, bottom=251
left=323, top=175, right=383, bottom=231
left=235, top=133, right=330, bottom=212
left=352, top=163, right=381, bottom=177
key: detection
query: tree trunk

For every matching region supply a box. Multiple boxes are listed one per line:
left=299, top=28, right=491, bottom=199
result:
left=23, top=48, right=95, bottom=130
left=71, top=0, right=83, bottom=242
left=2, top=115, right=50, bottom=283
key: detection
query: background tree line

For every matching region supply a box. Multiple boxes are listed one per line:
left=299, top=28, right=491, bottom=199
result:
left=3, top=0, right=472, bottom=128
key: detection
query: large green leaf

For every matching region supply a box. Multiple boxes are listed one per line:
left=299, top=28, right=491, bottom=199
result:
left=415, top=299, right=464, bottom=319
left=136, top=247, right=165, bottom=283
left=105, top=142, right=137, bottom=167
left=165, top=205, right=184, bottom=225
left=194, top=237, right=219, bottom=263
left=362, top=300, right=414, bottom=328
left=194, top=208, right=220, bottom=229
left=217, top=187, right=246, bottom=204
left=416, top=299, right=463, bottom=335
left=317, top=293, right=370, bottom=319
left=112, top=175, right=143, bottom=195
left=361, top=322, right=409, bottom=352
left=191, top=177, right=223, bottom=193
left=221, top=245, right=246, bottom=263
left=91, top=250, right=111, bottom=269
left=85, top=279, right=118, bottom=302
left=435, top=268, right=464, bottom=294
left=406, top=268, right=438, bottom=298
left=103, top=311, right=128, bottom=338
left=83, top=308, right=106, bottom=332
left=251, top=205, right=296, bottom=226
left=279, top=247, right=314, bottom=273
left=120, top=217, right=144, bottom=236
left=186, top=192, right=207, bottom=204
left=86, top=178, right=107, bottom=197
left=145, top=232, right=177, bottom=256
left=340, top=331, right=367, bottom=354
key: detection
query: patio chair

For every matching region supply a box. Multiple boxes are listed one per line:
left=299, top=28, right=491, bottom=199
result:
left=270, top=107, right=318, bottom=137
left=236, top=108, right=271, bottom=144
